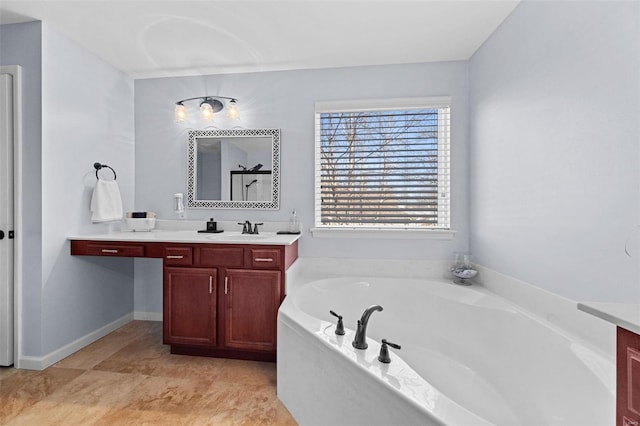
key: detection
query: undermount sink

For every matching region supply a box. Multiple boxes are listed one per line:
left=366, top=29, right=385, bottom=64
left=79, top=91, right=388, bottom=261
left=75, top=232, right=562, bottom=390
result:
left=206, top=233, right=271, bottom=241
left=224, top=234, right=270, bottom=240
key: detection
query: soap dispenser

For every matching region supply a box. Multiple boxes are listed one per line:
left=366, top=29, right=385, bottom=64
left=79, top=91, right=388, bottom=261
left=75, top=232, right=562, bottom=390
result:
left=174, top=193, right=185, bottom=219
left=288, top=209, right=300, bottom=234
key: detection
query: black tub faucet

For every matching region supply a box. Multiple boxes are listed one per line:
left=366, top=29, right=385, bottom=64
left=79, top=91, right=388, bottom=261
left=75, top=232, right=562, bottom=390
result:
left=352, top=304, right=383, bottom=349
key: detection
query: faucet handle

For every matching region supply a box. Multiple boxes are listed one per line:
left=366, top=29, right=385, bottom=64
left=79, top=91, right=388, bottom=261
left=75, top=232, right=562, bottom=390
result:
left=252, top=222, right=264, bottom=235
left=378, top=339, right=401, bottom=364
left=329, top=310, right=345, bottom=335
left=382, top=339, right=401, bottom=350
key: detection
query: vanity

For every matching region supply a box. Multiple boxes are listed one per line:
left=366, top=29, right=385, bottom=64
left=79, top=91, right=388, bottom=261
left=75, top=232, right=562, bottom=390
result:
left=70, top=230, right=299, bottom=362
left=578, top=303, right=640, bottom=426
left=70, top=128, right=296, bottom=361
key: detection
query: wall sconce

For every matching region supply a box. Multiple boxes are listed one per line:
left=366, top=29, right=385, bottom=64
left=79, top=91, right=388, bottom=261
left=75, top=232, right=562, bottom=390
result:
left=174, top=96, right=240, bottom=122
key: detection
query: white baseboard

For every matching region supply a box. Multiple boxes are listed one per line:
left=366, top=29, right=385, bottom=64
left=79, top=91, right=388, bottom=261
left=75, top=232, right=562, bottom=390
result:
left=16, top=313, right=133, bottom=370
left=134, top=311, right=162, bottom=321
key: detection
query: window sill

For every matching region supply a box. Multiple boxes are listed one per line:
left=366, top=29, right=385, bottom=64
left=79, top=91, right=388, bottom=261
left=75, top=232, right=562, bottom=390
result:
left=309, top=227, right=456, bottom=240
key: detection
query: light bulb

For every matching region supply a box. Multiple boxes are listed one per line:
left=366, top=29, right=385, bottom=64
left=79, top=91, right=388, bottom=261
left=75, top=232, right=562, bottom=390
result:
left=174, top=103, right=187, bottom=122
left=200, top=101, right=214, bottom=121
left=226, top=99, right=240, bottom=120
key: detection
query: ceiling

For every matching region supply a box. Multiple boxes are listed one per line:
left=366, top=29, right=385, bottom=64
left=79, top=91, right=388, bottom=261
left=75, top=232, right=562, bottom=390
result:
left=0, top=1, right=519, bottom=79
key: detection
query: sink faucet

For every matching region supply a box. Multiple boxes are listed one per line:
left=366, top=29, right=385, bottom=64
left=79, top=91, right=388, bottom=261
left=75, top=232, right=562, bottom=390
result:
left=238, top=220, right=263, bottom=234
left=352, top=304, right=383, bottom=349
left=239, top=220, right=252, bottom=234
left=252, top=222, right=263, bottom=234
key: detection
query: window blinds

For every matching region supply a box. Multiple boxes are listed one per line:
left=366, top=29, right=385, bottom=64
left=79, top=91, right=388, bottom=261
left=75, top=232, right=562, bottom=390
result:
left=315, top=105, right=450, bottom=229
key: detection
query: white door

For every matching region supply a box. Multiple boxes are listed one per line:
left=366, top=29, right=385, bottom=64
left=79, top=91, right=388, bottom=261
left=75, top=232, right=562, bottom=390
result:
left=0, top=72, right=14, bottom=366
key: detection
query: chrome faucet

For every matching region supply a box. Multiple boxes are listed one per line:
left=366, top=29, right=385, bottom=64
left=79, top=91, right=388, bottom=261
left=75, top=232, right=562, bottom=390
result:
left=352, top=304, right=383, bottom=349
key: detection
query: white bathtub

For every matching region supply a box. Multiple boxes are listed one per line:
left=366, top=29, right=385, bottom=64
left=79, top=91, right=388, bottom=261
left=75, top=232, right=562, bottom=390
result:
left=277, top=276, right=614, bottom=425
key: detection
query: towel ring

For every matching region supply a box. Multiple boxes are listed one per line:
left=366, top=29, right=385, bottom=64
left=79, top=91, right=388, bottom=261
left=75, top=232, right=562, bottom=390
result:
left=94, top=162, right=117, bottom=180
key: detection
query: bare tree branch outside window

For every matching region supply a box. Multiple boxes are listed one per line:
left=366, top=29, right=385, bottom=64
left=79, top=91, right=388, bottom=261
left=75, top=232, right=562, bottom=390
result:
left=317, top=106, right=450, bottom=228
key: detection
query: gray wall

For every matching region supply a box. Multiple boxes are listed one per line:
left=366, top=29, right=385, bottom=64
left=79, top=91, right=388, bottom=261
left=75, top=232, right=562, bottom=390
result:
left=135, top=62, right=469, bottom=312
left=133, top=63, right=471, bottom=314
left=134, top=61, right=471, bottom=259
left=1, top=21, right=136, bottom=361
left=469, top=1, right=640, bottom=302
left=40, top=24, right=136, bottom=354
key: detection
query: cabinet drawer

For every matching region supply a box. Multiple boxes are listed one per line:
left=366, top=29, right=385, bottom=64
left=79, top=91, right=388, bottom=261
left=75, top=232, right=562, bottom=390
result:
left=250, top=249, right=281, bottom=269
left=84, top=243, right=145, bottom=257
left=164, top=247, right=193, bottom=266
left=201, top=247, right=244, bottom=267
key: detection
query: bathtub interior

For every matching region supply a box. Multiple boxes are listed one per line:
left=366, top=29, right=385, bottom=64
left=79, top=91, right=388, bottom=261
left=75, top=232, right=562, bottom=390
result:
left=288, top=277, right=614, bottom=425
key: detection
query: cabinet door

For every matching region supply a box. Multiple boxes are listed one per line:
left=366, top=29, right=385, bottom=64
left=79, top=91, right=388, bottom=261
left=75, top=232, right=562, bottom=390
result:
left=164, top=267, right=216, bottom=346
left=618, top=327, right=640, bottom=426
left=224, top=269, right=281, bottom=352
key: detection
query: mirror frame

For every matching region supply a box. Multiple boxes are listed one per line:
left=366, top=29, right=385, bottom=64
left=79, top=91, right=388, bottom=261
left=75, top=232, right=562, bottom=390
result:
left=187, top=128, right=280, bottom=210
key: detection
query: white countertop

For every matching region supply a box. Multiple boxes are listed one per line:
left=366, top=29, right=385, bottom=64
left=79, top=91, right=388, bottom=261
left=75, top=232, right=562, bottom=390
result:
left=68, top=229, right=300, bottom=246
left=578, top=302, right=640, bottom=335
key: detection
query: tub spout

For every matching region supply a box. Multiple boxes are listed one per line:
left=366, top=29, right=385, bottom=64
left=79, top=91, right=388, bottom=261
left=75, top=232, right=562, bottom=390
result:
left=352, top=304, right=383, bottom=350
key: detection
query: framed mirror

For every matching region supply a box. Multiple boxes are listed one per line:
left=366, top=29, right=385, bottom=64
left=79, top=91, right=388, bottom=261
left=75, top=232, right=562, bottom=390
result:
left=187, top=129, right=280, bottom=209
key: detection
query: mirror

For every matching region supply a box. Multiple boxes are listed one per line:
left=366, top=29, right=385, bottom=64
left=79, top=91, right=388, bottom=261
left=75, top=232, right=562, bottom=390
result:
left=187, top=129, right=280, bottom=209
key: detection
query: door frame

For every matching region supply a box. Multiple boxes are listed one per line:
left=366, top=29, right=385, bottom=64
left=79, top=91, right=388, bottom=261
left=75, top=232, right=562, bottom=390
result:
left=1, top=65, right=23, bottom=367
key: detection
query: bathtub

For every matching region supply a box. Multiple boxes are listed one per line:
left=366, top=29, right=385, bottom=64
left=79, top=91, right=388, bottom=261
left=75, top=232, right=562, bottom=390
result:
left=277, top=275, right=614, bottom=425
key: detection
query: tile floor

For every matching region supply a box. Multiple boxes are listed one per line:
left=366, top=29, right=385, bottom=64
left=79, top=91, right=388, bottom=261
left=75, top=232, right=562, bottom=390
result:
left=0, top=321, right=297, bottom=425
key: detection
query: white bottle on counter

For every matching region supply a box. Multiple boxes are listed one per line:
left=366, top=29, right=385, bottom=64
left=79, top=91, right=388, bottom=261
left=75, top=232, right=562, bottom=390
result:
left=288, top=209, right=300, bottom=233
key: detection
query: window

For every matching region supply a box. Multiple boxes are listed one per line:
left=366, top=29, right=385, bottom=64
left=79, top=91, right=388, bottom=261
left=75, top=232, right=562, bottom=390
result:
left=314, top=98, right=450, bottom=233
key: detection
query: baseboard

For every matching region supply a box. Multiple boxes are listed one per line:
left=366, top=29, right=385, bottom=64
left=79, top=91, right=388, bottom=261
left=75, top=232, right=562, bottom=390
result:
left=16, top=313, right=133, bottom=370
left=134, top=311, right=162, bottom=321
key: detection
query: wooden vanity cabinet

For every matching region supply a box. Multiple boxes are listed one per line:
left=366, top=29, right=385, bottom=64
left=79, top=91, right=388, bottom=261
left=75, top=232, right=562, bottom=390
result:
left=162, top=242, right=296, bottom=361
left=71, top=238, right=298, bottom=362
left=618, top=326, right=640, bottom=426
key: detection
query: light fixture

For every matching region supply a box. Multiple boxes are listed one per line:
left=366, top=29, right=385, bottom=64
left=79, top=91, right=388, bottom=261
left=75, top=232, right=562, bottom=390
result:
left=174, top=96, right=239, bottom=122
left=226, top=99, right=240, bottom=120
left=199, top=99, right=216, bottom=121
left=174, top=103, right=187, bottom=122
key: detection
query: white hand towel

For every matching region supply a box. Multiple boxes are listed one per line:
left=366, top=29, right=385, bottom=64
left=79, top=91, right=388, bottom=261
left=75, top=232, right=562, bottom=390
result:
left=90, top=179, right=123, bottom=222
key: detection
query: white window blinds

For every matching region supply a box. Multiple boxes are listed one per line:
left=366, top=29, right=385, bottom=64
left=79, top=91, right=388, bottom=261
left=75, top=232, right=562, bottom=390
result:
left=314, top=99, right=450, bottom=229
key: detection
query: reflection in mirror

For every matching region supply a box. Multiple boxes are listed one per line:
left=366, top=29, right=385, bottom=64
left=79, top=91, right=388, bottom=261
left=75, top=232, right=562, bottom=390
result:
left=188, top=129, right=280, bottom=209
left=196, top=137, right=272, bottom=201
left=230, top=170, right=272, bottom=201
